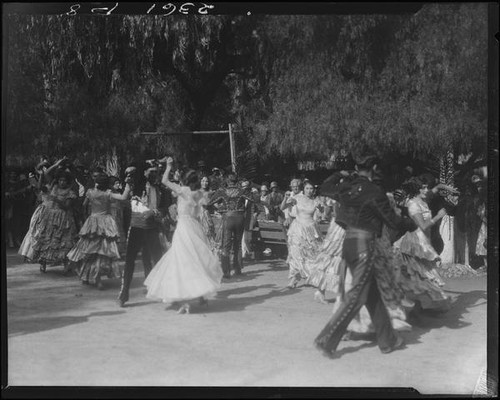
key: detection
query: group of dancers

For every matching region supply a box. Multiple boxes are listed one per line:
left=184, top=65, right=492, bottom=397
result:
left=16, top=152, right=485, bottom=358
left=279, top=155, right=482, bottom=356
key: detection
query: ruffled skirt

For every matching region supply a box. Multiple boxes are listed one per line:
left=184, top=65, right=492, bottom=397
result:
left=144, top=216, right=223, bottom=302
left=306, top=221, right=346, bottom=294
left=397, top=254, right=450, bottom=310
left=393, top=227, right=450, bottom=308
left=18, top=203, right=48, bottom=261
left=67, top=214, right=121, bottom=284
left=287, top=219, right=323, bottom=280
left=394, top=228, right=439, bottom=261
left=31, top=207, right=78, bottom=264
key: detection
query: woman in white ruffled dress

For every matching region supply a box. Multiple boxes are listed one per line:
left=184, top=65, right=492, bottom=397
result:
left=305, top=200, right=346, bottom=303
left=282, top=181, right=324, bottom=288
left=144, top=157, right=223, bottom=314
left=199, top=175, right=220, bottom=254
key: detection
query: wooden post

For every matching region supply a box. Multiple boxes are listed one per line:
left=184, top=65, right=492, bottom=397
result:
left=139, top=126, right=239, bottom=173
left=228, top=123, right=237, bottom=173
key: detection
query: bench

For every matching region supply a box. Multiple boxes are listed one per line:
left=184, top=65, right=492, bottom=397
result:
left=251, top=220, right=332, bottom=259
left=252, top=220, right=288, bottom=259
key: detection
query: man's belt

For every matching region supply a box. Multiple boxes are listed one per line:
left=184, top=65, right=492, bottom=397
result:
left=223, top=210, right=245, bottom=217
left=345, top=227, right=375, bottom=240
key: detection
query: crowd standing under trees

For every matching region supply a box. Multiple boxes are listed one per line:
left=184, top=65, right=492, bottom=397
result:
left=9, top=153, right=488, bottom=273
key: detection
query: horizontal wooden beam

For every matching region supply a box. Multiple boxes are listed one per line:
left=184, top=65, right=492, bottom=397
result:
left=140, top=130, right=241, bottom=136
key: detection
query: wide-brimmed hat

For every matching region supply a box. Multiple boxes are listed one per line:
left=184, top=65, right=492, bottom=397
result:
left=270, top=181, right=278, bottom=189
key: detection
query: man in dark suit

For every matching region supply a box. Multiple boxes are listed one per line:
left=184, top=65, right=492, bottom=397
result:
left=315, top=154, right=417, bottom=357
left=117, top=166, right=163, bottom=307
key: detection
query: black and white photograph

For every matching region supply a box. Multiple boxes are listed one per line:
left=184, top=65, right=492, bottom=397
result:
left=2, top=1, right=498, bottom=397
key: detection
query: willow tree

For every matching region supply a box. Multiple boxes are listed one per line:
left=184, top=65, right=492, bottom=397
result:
left=245, top=3, right=488, bottom=173
left=5, top=13, right=268, bottom=168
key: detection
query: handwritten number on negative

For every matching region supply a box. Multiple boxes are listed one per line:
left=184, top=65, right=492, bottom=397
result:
left=91, top=2, right=119, bottom=15
left=66, top=4, right=81, bottom=16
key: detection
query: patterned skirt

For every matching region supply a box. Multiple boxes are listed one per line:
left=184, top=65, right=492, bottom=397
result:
left=31, top=207, right=78, bottom=264
left=398, top=255, right=450, bottom=310
left=200, top=209, right=220, bottom=255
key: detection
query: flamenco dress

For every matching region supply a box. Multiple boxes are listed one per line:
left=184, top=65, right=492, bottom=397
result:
left=306, top=218, right=346, bottom=296
left=67, top=189, right=121, bottom=284
left=18, top=192, right=51, bottom=262
left=286, top=194, right=323, bottom=283
left=393, top=197, right=451, bottom=310
left=31, top=184, right=78, bottom=266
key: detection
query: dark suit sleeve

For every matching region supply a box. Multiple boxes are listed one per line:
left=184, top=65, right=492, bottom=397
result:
left=369, top=192, right=417, bottom=233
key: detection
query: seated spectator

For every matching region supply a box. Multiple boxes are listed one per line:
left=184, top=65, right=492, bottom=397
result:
left=256, top=184, right=271, bottom=221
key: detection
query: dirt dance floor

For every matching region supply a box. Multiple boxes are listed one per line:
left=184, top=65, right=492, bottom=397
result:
left=5, top=248, right=490, bottom=395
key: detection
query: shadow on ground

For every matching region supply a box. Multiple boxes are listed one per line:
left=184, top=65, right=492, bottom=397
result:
left=9, top=311, right=126, bottom=337
left=206, top=285, right=297, bottom=313
left=149, top=283, right=299, bottom=314
left=323, top=289, right=487, bottom=352
left=404, top=289, right=487, bottom=346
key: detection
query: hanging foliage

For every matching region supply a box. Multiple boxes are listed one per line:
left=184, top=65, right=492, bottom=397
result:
left=5, top=5, right=488, bottom=172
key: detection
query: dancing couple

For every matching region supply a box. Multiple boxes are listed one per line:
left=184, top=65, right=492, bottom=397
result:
left=314, top=155, right=419, bottom=357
